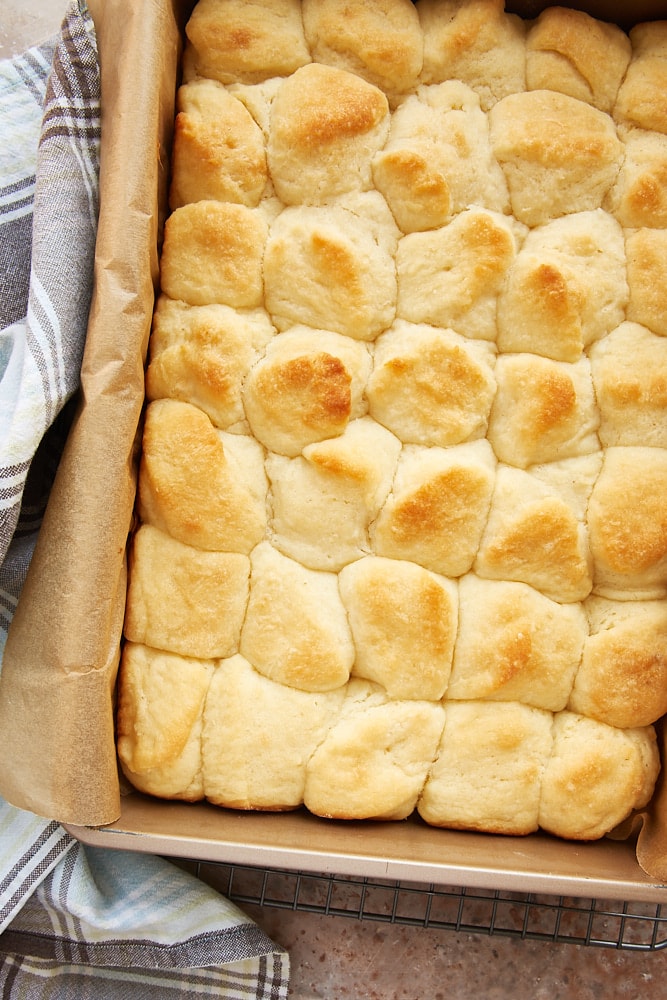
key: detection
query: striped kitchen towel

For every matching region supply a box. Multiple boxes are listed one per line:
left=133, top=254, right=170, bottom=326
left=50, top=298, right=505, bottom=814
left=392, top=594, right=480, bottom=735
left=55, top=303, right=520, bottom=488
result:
left=0, top=3, right=290, bottom=996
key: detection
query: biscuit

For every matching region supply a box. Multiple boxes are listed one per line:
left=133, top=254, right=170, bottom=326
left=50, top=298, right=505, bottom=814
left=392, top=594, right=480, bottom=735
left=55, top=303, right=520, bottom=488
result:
left=525, top=6, right=631, bottom=112
left=203, top=654, right=346, bottom=810
left=117, top=643, right=215, bottom=801
left=124, top=524, right=249, bottom=659
left=538, top=712, right=660, bottom=840
left=339, top=556, right=458, bottom=699
left=239, top=541, right=354, bottom=691
left=489, top=90, right=623, bottom=226
left=418, top=701, right=553, bottom=836
left=371, top=439, right=496, bottom=577
left=448, top=574, right=586, bottom=710
left=304, top=680, right=446, bottom=820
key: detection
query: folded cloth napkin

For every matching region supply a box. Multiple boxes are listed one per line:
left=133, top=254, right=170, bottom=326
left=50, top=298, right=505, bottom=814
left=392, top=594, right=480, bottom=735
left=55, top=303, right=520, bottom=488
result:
left=0, top=3, right=290, bottom=996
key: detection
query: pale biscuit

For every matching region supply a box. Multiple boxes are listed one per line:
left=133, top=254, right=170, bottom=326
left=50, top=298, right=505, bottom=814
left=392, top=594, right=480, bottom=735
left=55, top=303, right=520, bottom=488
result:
left=418, top=700, right=553, bottom=836
left=626, top=228, right=667, bottom=338
left=124, top=524, right=249, bottom=659
left=448, top=575, right=586, bottom=711
left=203, top=654, right=346, bottom=810
left=304, top=680, right=446, bottom=820
left=267, top=63, right=390, bottom=205
left=242, top=327, right=371, bottom=456
left=160, top=201, right=267, bottom=309
left=538, top=711, right=660, bottom=840
left=116, top=643, right=215, bottom=801
left=169, top=78, right=267, bottom=209
left=529, top=454, right=603, bottom=522
left=487, top=355, right=600, bottom=468
left=475, top=463, right=594, bottom=603
left=489, top=90, right=623, bottom=227
left=264, top=202, right=398, bottom=339
left=371, top=440, right=496, bottom=577
left=372, top=81, right=509, bottom=233
left=267, top=417, right=401, bottom=571
left=614, top=22, right=667, bottom=135
left=338, top=556, right=458, bottom=700
left=146, top=297, right=274, bottom=431
left=606, top=129, right=667, bottom=229
left=569, top=596, right=667, bottom=730
left=496, top=209, right=627, bottom=362
left=417, top=0, right=526, bottom=109
left=367, top=321, right=497, bottom=447
left=588, top=446, right=667, bottom=600
left=590, top=321, right=667, bottom=449
left=137, top=400, right=267, bottom=553
left=396, top=208, right=519, bottom=340
left=302, top=0, right=423, bottom=99
left=239, top=541, right=354, bottom=692
left=525, top=6, right=631, bottom=113
left=184, top=0, right=310, bottom=85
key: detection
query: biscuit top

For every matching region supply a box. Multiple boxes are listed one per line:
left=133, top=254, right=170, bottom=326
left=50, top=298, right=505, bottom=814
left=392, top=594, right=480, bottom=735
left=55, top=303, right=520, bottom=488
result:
left=302, top=0, right=423, bottom=97
left=185, top=0, right=311, bottom=83
left=526, top=6, right=631, bottom=112
left=268, top=63, right=390, bottom=205
left=489, top=90, right=623, bottom=225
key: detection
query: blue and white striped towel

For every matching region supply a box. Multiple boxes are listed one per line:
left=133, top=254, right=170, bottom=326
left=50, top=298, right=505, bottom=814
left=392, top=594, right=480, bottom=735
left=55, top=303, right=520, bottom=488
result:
left=0, top=3, right=289, bottom=996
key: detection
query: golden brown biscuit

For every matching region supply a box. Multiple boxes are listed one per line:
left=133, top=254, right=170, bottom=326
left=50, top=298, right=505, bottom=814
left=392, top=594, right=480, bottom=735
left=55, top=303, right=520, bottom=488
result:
left=606, top=129, right=667, bottom=229
left=146, top=296, right=274, bottom=431
left=448, top=574, right=586, bottom=710
left=184, top=0, right=310, bottom=85
left=396, top=207, right=519, bottom=339
left=372, top=80, right=509, bottom=233
left=590, top=321, right=667, bottom=449
left=570, top=596, right=667, bottom=729
left=302, top=0, right=423, bottom=99
left=496, top=209, right=627, bottom=363
left=116, top=643, right=215, bottom=801
left=371, top=440, right=496, bottom=577
left=418, top=701, right=553, bottom=835
left=264, top=200, right=398, bottom=338
left=538, top=711, right=660, bottom=840
left=137, top=399, right=267, bottom=553
left=266, top=417, right=401, bottom=571
left=239, top=541, right=354, bottom=692
left=487, top=354, right=600, bottom=468
left=203, top=654, right=346, bottom=810
left=242, top=326, right=371, bottom=456
left=417, top=0, right=526, bottom=109
left=338, top=556, right=458, bottom=700
left=626, top=228, right=667, bottom=338
left=588, top=446, right=667, bottom=599
left=267, top=63, right=390, bottom=205
left=160, top=201, right=267, bottom=308
left=124, top=524, right=249, bottom=659
left=614, top=22, right=667, bottom=135
left=169, top=78, right=267, bottom=209
left=304, top=680, right=446, bottom=820
left=367, top=321, right=497, bottom=447
left=525, top=6, right=631, bottom=112
left=489, top=90, right=624, bottom=227
left=475, top=463, right=594, bottom=602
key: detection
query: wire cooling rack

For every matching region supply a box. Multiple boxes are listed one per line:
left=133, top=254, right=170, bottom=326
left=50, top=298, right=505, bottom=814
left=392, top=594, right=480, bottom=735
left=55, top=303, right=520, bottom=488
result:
left=184, top=861, right=667, bottom=952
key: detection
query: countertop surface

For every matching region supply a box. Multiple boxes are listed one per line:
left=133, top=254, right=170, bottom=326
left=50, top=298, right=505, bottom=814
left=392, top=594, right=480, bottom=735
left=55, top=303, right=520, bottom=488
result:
left=4, top=0, right=667, bottom=995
